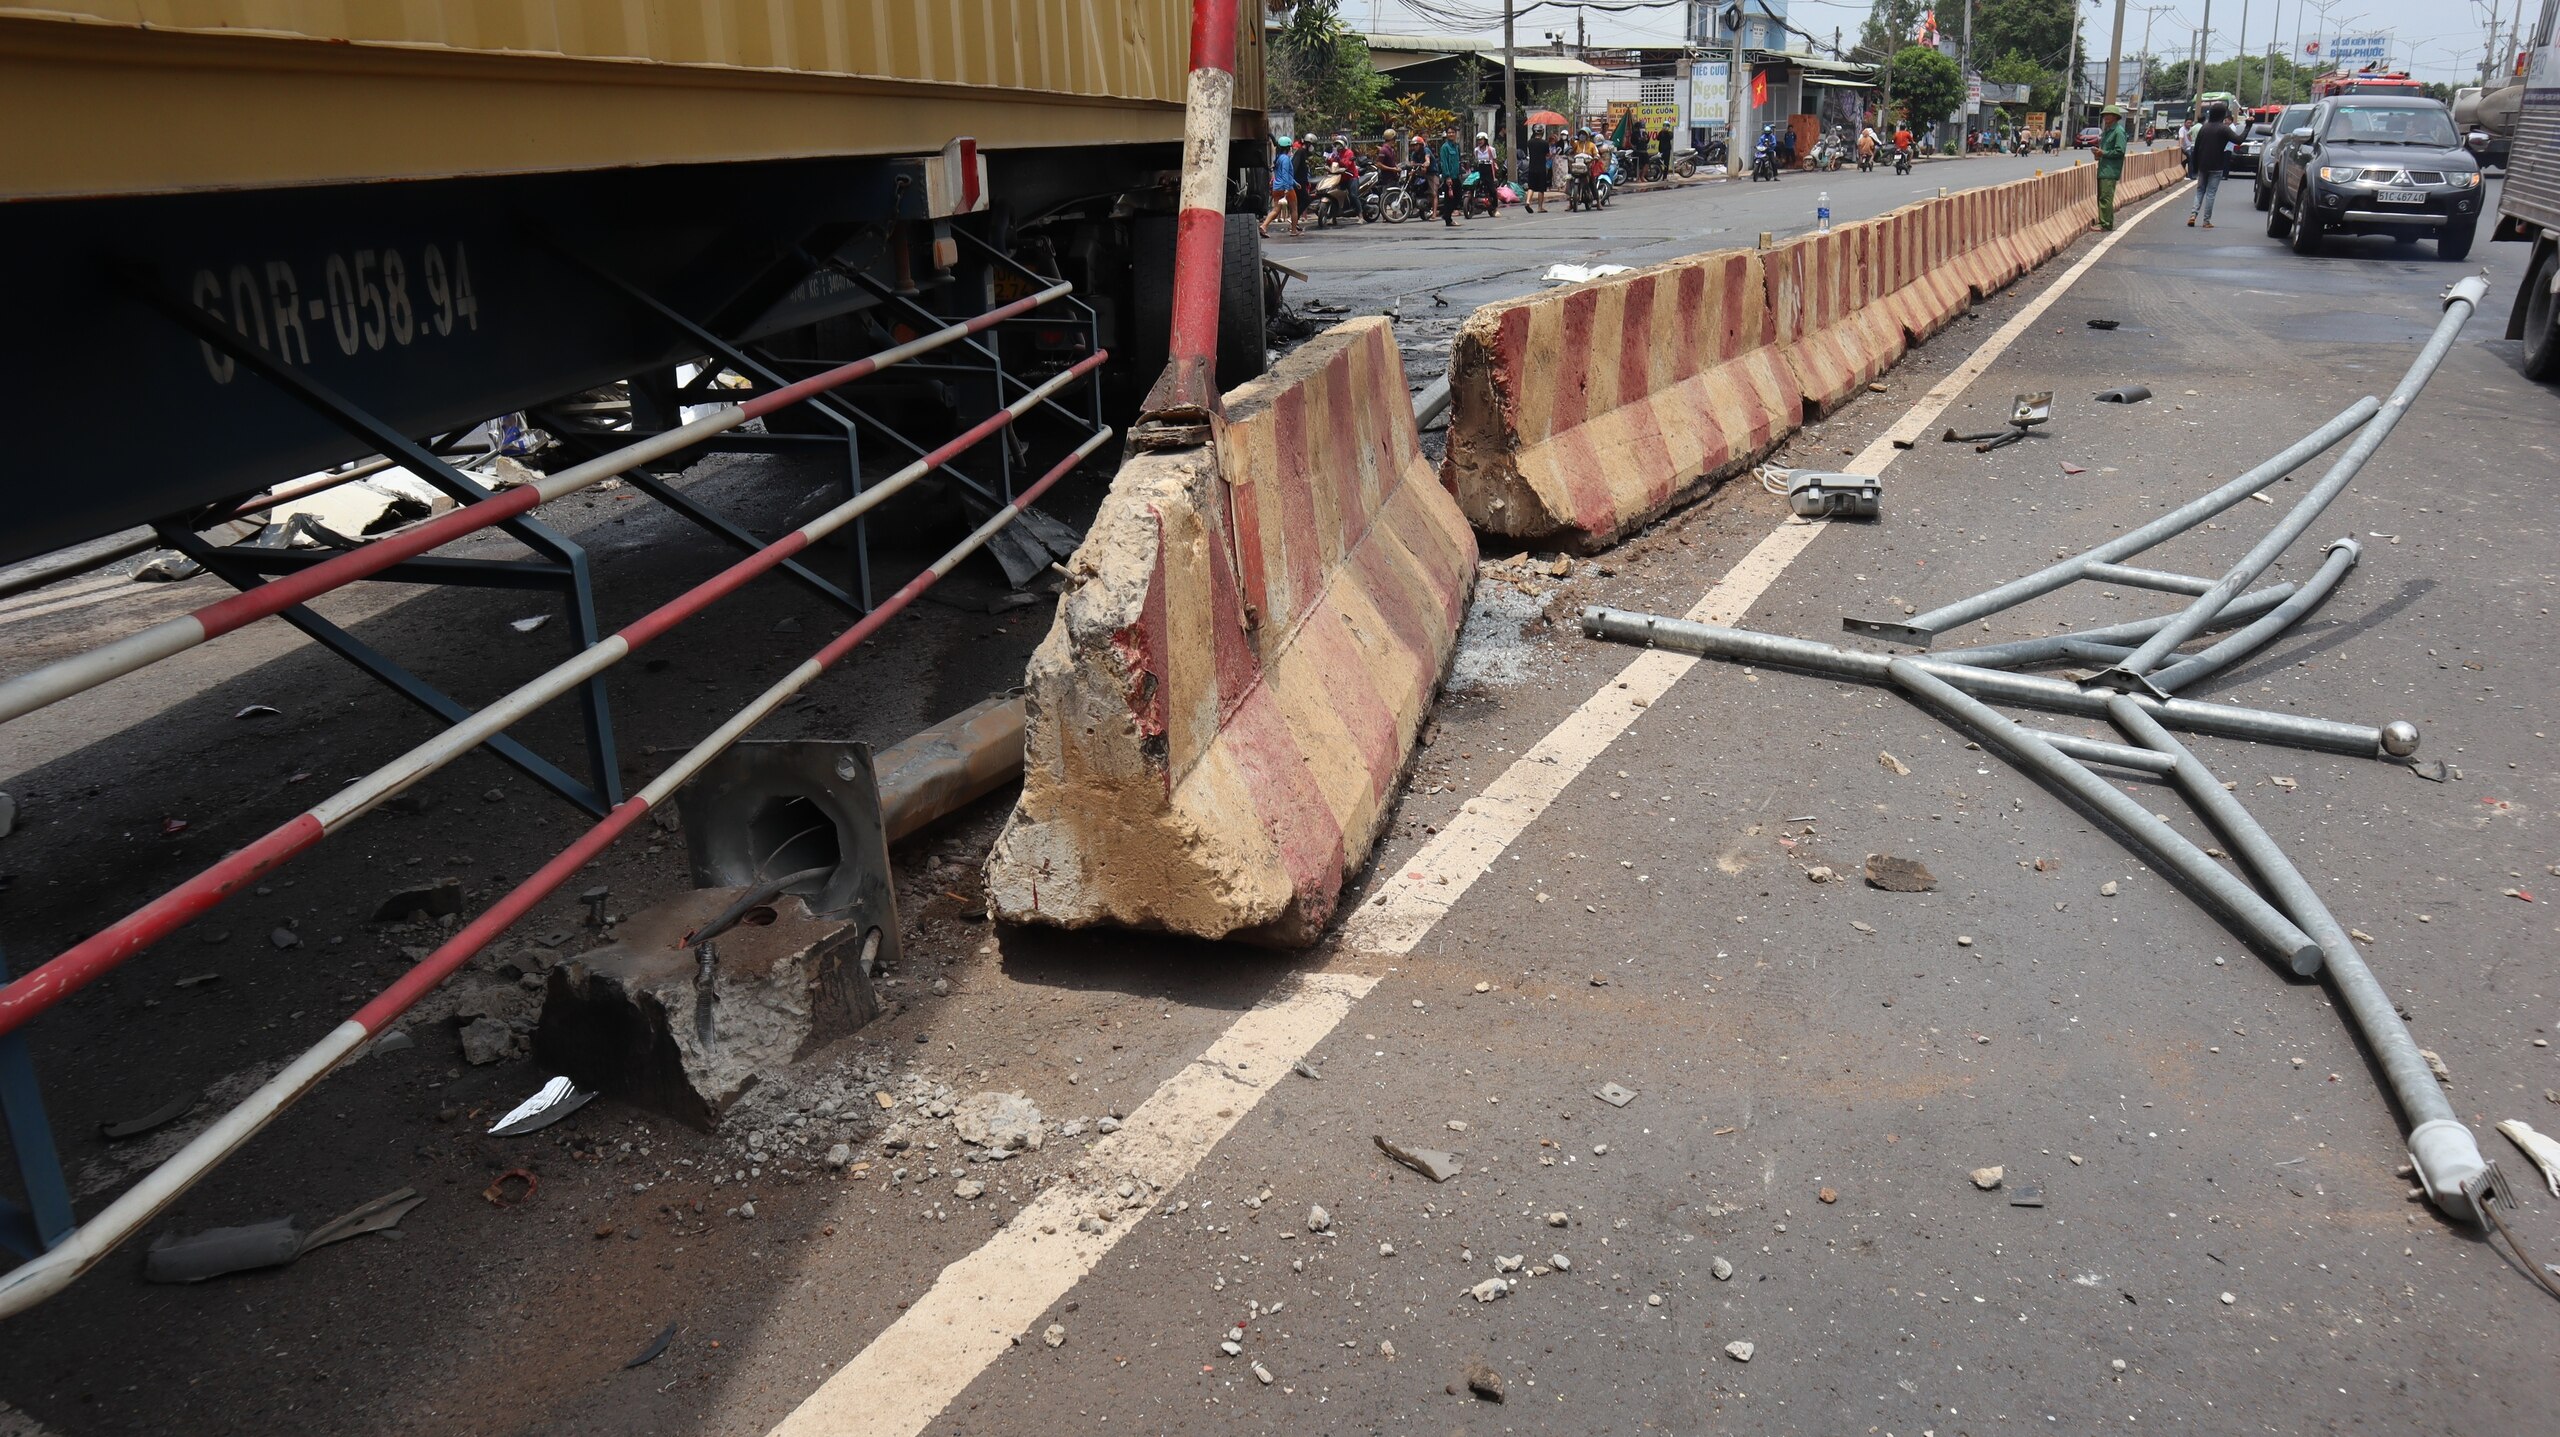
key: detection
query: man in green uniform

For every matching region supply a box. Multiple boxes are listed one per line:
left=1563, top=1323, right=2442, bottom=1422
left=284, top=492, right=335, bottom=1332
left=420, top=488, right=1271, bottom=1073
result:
left=2094, top=104, right=2128, bottom=230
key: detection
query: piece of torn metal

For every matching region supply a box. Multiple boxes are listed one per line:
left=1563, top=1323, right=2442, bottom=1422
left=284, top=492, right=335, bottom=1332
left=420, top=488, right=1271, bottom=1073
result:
left=625, top=1321, right=680, bottom=1369
left=142, top=1218, right=306, bottom=1284
left=302, top=1187, right=425, bottom=1252
left=99, top=1090, right=199, bottom=1141
left=2093, top=385, right=2152, bottom=404
left=1594, top=1082, right=1638, bottom=1108
left=2495, top=1120, right=2560, bottom=1198
left=1542, top=263, right=1635, bottom=285
left=488, top=1076, right=597, bottom=1137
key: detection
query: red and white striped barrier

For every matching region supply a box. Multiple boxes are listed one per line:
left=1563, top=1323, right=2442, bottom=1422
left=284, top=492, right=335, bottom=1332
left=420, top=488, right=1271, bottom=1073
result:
left=1441, top=249, right=1797, bottom=550
left=989, top=318, right=1475, bottom=945
left=1766, top=222, right=1905, bottom=417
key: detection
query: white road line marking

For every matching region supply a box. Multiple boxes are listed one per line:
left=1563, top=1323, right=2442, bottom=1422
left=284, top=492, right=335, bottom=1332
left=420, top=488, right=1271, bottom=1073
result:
left=768, top=972, right=1373, bottom=1437
left=764, top=180, right=2191, bottom=1437
left=1345, top=183, right=2189, bottom=959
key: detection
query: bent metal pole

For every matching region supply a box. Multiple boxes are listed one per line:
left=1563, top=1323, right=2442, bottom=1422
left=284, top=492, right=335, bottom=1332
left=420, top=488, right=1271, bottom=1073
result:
left=0, top=283, right=1074, bottom=728
left=0, top=428, right=1110, bottom=1322
left=1136, top=0, right=1241, bottom=429
left=2092, top=276, right=2488, bottom=691
left=0, top=352, right=1106, bottom=1040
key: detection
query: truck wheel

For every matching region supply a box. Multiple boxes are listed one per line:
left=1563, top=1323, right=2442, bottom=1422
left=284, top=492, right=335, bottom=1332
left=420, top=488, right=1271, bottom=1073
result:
left=2522, top=247, right=2560, bottom=383
left=1217, top=213, right=1268, bottom=393
left=2437, top=218, right=2476, bottom=263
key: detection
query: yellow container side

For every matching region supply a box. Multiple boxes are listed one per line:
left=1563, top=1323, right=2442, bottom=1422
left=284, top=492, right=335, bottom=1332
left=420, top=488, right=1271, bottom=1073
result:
left=0, top=1, right=1265, bottom=199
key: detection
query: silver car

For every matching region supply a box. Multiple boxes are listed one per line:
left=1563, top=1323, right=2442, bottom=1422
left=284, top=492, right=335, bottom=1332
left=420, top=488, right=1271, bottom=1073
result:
left=2253, top=103, right=2314, bottom=211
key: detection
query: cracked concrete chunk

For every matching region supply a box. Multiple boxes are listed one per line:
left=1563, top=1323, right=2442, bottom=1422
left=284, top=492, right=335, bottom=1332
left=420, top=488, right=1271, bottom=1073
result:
left=534, top=886, right=879, bottom=1129
left=1375, top=1135, right=1461, bottom=1182
left=953, top=1091, right=1045, bottom=1151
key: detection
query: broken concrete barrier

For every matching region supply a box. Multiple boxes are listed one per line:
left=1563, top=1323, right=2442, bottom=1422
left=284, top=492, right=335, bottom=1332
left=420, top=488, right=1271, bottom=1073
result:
left=534, top=886, right=880, bottom=1128
left=986, top=317, right=1474, bottom=945
left=1442, top=248, right=1798, bottom=551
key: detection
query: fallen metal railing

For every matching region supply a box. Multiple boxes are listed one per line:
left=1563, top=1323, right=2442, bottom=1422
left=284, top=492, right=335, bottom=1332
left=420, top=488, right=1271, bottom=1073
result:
left=1587, top=276, right=2517, bottom=1234
left=0, top=419, right=1111, bottom=1319
left=0, top=284, right=1071, bottom=728
left=0, top=351, right=1104, bottom=1040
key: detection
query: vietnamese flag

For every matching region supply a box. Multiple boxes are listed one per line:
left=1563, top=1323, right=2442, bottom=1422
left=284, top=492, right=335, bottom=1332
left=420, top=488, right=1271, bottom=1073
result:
left=1751, top=70, right=1769, bottom=107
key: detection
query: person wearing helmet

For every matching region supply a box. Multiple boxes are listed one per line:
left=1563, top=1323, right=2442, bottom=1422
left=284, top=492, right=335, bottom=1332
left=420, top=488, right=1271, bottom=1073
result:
left=1264, top=135, right=1299, bottom=237
left=1471, top=131, right=1501, bottom=214
left=1374, top=126, right=1406, bottom=206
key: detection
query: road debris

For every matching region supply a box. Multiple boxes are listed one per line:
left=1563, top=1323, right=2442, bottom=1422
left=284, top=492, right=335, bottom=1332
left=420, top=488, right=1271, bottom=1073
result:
left=2009, top=1180, right=2045, bottom=1207
left=143, top=1186, right=423, bottom=1284
left=482, top=1169, right=539, bottom=1207
left=624, top=1322, right=678, bottom=1369
left=1970, top=1166, right=2006, bottom=1190
left=2093, top=384, right=2152, bottom=404
left=1293, top=1059, right=1322, bottom=1080
left=1043, top=1323, right=1067, bottom=1349
left=233, top=704, right=280, bottom=719
left=953, top=1091, right=1045, bottom=1151
left=1468, top=1278, right=1509, bottom=1302
left=2419, top=1049, right=2454, bottom=1086
left=1878, top=750, right=1911, bottom=775
left=1712, top=1256, right=1734, bottom=1280
left=510, top=614, right=550, bottom=632
left=487, top=1076, right=595, bottom=1136
left=1306, top=1204, right=1331, bottom=1232
left=1864, top=854, right=1938, bottom=892
left=372, top=878, right=463, bottom=923
left=98, top=1090, right=198, bottom=1141
left=1375, top=1135, right=1461, bottom=1182
left=2496, top=1120, right=2560, bottom=1197
left=2100, top=881, right=2119, bottom=897
left=1593, top=1082, right=1638, bottom=1107
left=1251, top=1361, right=1274, bottom=1384
left=1724, top=1341, right=1755, bottom=1362
left=1465, top=1362, right=1507, bottom=1401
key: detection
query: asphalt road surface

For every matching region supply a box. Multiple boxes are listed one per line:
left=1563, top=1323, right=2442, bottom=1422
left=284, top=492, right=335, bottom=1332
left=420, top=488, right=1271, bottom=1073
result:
left=2, top=161, right=2555, bottom=1437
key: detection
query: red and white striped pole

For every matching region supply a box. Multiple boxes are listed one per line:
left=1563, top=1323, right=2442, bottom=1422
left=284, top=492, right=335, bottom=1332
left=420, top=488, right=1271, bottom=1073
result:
left=0, top=283, right=1070, bottom=728
left=1134, top=0, right=1242, bottom=437
left=0, top=427, right=1109, bottom=1321
left=0, top=351, right=1105, bottom=1039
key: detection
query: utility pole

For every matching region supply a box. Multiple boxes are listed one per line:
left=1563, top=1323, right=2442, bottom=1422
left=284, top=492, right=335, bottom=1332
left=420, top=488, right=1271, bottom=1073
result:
left=2235, top=0, right=2249, bottom=99
left=2104, top=0, right=2130, bottom=113
left=2262, top=3, right=2278, bottom=102
left=2063, top=14, right=2080, bottom=133
left=2197, top=0, right=2214, bottom=96
left=1962, top=0, right=1973, bottom=151
left=1728, top=1, right=1749, bottom=156
left=1502, top=0, right=1519, bottom=180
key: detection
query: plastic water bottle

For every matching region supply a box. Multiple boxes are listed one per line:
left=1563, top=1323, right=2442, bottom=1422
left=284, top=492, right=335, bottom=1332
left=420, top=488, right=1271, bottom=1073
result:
left=1817, top=191, right=1831, bottom=232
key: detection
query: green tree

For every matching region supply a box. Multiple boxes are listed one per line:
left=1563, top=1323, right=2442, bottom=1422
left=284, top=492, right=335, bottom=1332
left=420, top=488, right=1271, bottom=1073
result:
left=1975, top=0, right=2078, bottom=70
left=1890, top=44, right=1965, bottom=127
left=1269, top=1, right=1386, bottom=137
left=1986, top=49, right=2056, bottom=123
left=1856, top=0, right=1934, bottom=115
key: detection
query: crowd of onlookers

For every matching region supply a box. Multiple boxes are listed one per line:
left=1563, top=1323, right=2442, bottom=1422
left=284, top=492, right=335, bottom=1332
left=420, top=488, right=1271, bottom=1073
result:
left=1263, top=118, right=1687, bottom=236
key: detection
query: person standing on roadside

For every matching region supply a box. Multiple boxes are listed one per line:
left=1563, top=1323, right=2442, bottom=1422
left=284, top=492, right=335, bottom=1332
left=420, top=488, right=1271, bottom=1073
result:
left=2187, top=103, right=2237, bottom=228
left=1657, top=120, right=1674, bottom=180
left=1436, top=126, right=1466, bottom=226
left=1263, top=136, right=1300, bottom=237
left=2093, top=104, right=2127, bottom=231
left=1521, top=127, right=1554, bottom=211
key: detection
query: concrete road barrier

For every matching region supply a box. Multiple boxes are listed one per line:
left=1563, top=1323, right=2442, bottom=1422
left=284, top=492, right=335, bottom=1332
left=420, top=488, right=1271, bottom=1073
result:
left=987, top=317, right=1475, bottom=946
left=1870, top=199, right=1973, bottom=343
left=1766, top=223, right=1905, bottom=417
left=1441, top=249, right=1797, bottom=551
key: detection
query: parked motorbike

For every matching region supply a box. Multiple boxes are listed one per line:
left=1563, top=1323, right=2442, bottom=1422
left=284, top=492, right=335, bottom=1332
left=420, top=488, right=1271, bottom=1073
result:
left=1379, top=171, right=1418, bottom=223
left=1308, top=165, right=1352, bottom=227
left=1355, top=170, right=1383, bottom=224
left=1671, top=150, right=1698, bottom=179
left=1701, top=138, right=1729, bottom=166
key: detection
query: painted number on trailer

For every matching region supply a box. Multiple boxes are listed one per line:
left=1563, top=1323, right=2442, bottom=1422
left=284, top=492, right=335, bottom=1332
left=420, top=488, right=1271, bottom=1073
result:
left=190, top=243, right=480, bottom=383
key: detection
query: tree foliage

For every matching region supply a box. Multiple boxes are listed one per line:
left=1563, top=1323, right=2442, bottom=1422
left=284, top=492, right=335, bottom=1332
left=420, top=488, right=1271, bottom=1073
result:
left=1268, top=0, right=1386, bottom=137
left=1378, top=92, right=1459, bottom=141
left=1889, top=45, right=1965, bottom=125
left=1974, top=0, right=2077, bottom=69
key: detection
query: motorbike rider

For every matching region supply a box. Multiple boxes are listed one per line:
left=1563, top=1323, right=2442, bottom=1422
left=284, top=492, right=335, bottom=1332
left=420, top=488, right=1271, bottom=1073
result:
left=1374, top=128, right=1405, bottom=192
left=1753, top=122, right=1781, bottom=179
left=1857, top=123, right=1879, bottom=165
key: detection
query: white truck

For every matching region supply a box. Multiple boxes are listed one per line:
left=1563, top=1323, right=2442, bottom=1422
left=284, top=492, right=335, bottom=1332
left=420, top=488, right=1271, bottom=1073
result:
left=2494, top=0, right=2560, bottom=378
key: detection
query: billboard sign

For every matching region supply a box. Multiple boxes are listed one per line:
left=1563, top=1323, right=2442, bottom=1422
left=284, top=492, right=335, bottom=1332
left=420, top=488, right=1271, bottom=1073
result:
left=2329, top=33, right=2390, bottom=67
left=1688, top=60, right=1730, bottom=132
